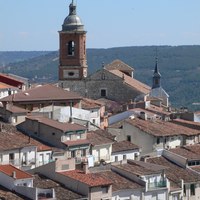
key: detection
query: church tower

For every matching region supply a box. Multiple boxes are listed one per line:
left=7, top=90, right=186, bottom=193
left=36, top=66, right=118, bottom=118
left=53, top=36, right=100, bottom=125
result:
left=152, top=58, right=161, bottom=89
left=58, top=0, right=88, bottom=81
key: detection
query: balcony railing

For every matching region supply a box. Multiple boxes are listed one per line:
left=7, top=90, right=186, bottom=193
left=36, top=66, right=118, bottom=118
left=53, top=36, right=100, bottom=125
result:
left=148, top=180, right=167, bottom=190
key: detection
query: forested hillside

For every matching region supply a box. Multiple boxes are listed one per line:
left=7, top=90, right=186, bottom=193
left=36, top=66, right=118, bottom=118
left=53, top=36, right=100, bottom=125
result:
left=1, top=45, right=200, bottom=110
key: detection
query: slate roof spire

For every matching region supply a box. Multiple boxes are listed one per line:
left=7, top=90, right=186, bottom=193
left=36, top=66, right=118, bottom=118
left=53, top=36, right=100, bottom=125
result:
left=152, top=56, right=161, bottom=89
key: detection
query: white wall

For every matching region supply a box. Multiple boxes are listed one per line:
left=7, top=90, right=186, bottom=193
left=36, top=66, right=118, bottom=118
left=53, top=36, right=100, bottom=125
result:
left=111, top=150, right=140, bottom=162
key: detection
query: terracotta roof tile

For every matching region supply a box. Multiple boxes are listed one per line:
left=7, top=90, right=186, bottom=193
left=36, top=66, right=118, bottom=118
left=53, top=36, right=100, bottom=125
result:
left=169, top=144, right=200, bottom=161
left=109, top=70, right=150, bottom=94
left=1, top=84, right=82, bottom=102
left=0, top=122, right=52, bottom=151
left=6, top=104, right=28, bottom=114
left=63, top=139, right=90, bottom=147
left=99, top=170, right=143, bottom=192
left=172, top=119, right=200, bottom=130
left=115, top=160, right=167, bottom=176
left=58, top=170, right=112, bottom=187
left=87, top=130, right=114, bottom=146
left=147, top=156, right=200, bottom=183
left=112, top=140, right=139, bottom=153
left=125, top=118, right=200, bottom=137
left=105, top=59, right=134, bottom=72
left=26, top=116, right=87, bottom=132
left=81, top=98, right=103, bottom=109
left=0, top=164, right=32, bottom=179
left=33, top=174, right=84, bottom=200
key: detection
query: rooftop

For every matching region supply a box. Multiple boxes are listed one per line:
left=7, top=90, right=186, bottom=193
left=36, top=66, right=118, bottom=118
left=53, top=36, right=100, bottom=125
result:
left=26, top=116, right=87, bottom=132
left=109, top=69, right=150, bottom=94
left=147, top=156, right=200, bottom=183
left=169, top=144, right=200, bottom=161
left=114, top=160, right=167, bottom=176
left=0, top=164, right=32, bottom=180
left=87, top=129, right=114, bottom=146
left=112, top=140, right=139, bottom=153
left=0, top=122, right=52, bottom=151
left=33, top=174, right=84, bottom=200
left=58, top=170, right=112, bottom=187
left=105, top=59, right=134, bottom=72
left=99, top=170, right=143, bottom=192
left=63, top=139, right=90, bottom=147
left=1, top=84, right=82, bottom=103
left=81, top=98, right=103, bottom=110
left=125, top=117, right=200, bottom=137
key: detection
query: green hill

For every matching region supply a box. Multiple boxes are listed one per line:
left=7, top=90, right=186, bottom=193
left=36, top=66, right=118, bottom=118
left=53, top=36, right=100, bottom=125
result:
left=1, top=45, right=200, bottom=111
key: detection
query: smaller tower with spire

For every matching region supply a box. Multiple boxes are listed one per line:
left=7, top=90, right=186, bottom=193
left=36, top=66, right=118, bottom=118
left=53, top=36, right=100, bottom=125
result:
left=152, top=57, right=161, bottom=89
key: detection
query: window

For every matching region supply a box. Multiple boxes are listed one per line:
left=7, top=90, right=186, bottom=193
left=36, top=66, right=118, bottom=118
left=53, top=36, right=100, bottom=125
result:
left=81, top=149, right=86, bottom=157
left=190, top=184, right=195, bottom=196
left=123, top=155, right=127, bottom=160
left=92, top=119, right=96, bottom=124
left=127, top=135, right=131, bottom=142
left=101, top=186, right=108, bottom=194
left=71, top=150, right=76, bottom=158
left=0, top=154, right=3, bottom=162
left=68, top=41, right=75, bottom=56
left=52, top=132, right=55, bottom=136
left=9, top=153, right=14, bottom=161
left=77, top=134, right=81, bottom=139
left=115, top=156, right=118, bottom=162
left=67, top=135, right=71, bottom=141
left=157, top=137, right=160, bottom=144
left=101, top=89, right=107, bottom=97
left=183, top=185, right=186, bottom=196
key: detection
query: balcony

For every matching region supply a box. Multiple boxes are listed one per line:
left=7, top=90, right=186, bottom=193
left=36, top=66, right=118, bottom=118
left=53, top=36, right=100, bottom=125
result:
left=147, top=180, right=167, bottom=190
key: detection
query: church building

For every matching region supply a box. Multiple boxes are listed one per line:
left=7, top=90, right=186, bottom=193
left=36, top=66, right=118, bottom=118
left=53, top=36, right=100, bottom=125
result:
left=58, top=1, right=168, bottom=105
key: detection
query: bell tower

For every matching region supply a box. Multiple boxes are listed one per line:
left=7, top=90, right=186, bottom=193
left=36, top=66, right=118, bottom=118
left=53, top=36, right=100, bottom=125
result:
left=58, top=0, right=88, bottom=80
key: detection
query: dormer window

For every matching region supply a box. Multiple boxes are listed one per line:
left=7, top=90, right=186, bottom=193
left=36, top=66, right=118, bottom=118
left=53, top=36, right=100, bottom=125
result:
left=68, top=41, right=75, bottom=56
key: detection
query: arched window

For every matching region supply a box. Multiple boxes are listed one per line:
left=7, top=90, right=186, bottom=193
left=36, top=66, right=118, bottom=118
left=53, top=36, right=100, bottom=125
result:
left=68, top=41, right=75, bottom=56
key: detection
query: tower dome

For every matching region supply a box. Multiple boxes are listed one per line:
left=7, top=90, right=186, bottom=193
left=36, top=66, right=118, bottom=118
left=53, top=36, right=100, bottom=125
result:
left=62, top=1, right=84, bottom=32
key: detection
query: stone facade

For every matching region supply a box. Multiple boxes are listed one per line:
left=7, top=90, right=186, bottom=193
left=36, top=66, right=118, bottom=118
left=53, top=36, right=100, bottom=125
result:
left=60, top=69, right=147, bottom=103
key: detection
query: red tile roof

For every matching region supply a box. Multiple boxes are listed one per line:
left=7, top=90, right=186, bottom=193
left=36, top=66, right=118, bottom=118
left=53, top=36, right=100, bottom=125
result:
left=81, top=98, right=103, bottom=109
left=109, top=70, right=150, bottom=94
left=105, top=59, right=134, bottom=72
left=1, top=84, right=82, bottom=102
left=0, top=165, right=32, bottom=180
left=58, top=170, right=112, bottom=187
left=63, top=139, right=90, bottom=147
left=6, top=104, right=28, bottom=114
left=26, top=116, right=87, bottom=132
left=0, top=122, right=52, bottom=151
left=114, top=160, right=167, bottom=176
left=147, top=156, right=200, bottom=183
left=87, top=130, right=114, bottom=146
left=125, top=118, right=200, bottom=137
left=112, top=140, right=139, bottom=153
left=169, top=144, right=200, bottom=161
left=99, top=170, right=143, bottom=192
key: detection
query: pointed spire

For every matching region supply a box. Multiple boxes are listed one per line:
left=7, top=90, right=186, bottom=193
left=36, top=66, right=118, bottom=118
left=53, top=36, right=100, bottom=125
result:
left=152, top=53, right=161, bottom=89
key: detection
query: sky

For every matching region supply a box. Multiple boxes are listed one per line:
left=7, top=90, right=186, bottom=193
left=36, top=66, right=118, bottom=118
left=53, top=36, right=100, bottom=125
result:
left=0, top=0, right=200, bottom=51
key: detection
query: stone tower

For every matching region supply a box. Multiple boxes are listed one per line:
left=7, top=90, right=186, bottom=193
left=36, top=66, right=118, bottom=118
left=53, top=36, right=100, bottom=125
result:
left=152, top=58, right=161, bottom=89
left=58, top=0, right=88, bottom=81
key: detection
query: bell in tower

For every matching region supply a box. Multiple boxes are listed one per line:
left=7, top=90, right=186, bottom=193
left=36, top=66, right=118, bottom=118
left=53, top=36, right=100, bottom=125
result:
left=58, top=0, right=88, bottom=81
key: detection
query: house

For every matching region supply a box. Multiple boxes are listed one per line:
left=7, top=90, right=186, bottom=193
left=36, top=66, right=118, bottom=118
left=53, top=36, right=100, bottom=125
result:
left=99, top=170, right=144, bottom=200
left=111, top=140, right=140, bottom=162
left=81, top=98, right=108, bottom=129
left=111, top=159, right=169, bottom=200
left=87, top=129, right=114, bottom=164
left=33, top=173, right=85, bottom=200
left=18, top=116, right=90, bottom=162
left=146, top=154, right=200, bottom=200
left=0, top=122, right=53, bottom=170
left=0, top=84, right=82, bottom=113
left=0, top=104, right=29, bottom=125
left=121, top=116, right=200, bottom=155
left=0, top=82, right=19, bottom=100
left=0, top=73, right=29, bottom=91
left=29, top=158, right=112, bottom=200
left=0, top=164, right=56, bottom=200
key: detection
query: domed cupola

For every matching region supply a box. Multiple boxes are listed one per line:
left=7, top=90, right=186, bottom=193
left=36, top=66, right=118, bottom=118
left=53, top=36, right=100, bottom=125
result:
left=62, top=0, right=84, bottom=32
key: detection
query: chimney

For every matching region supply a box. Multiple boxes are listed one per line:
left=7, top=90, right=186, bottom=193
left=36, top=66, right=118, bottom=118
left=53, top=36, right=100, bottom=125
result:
left=82, top=162, right=89, bottom=174
left=140, top=111, right=147, bottom=120
left=12, top=171, right=16, bottom=179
